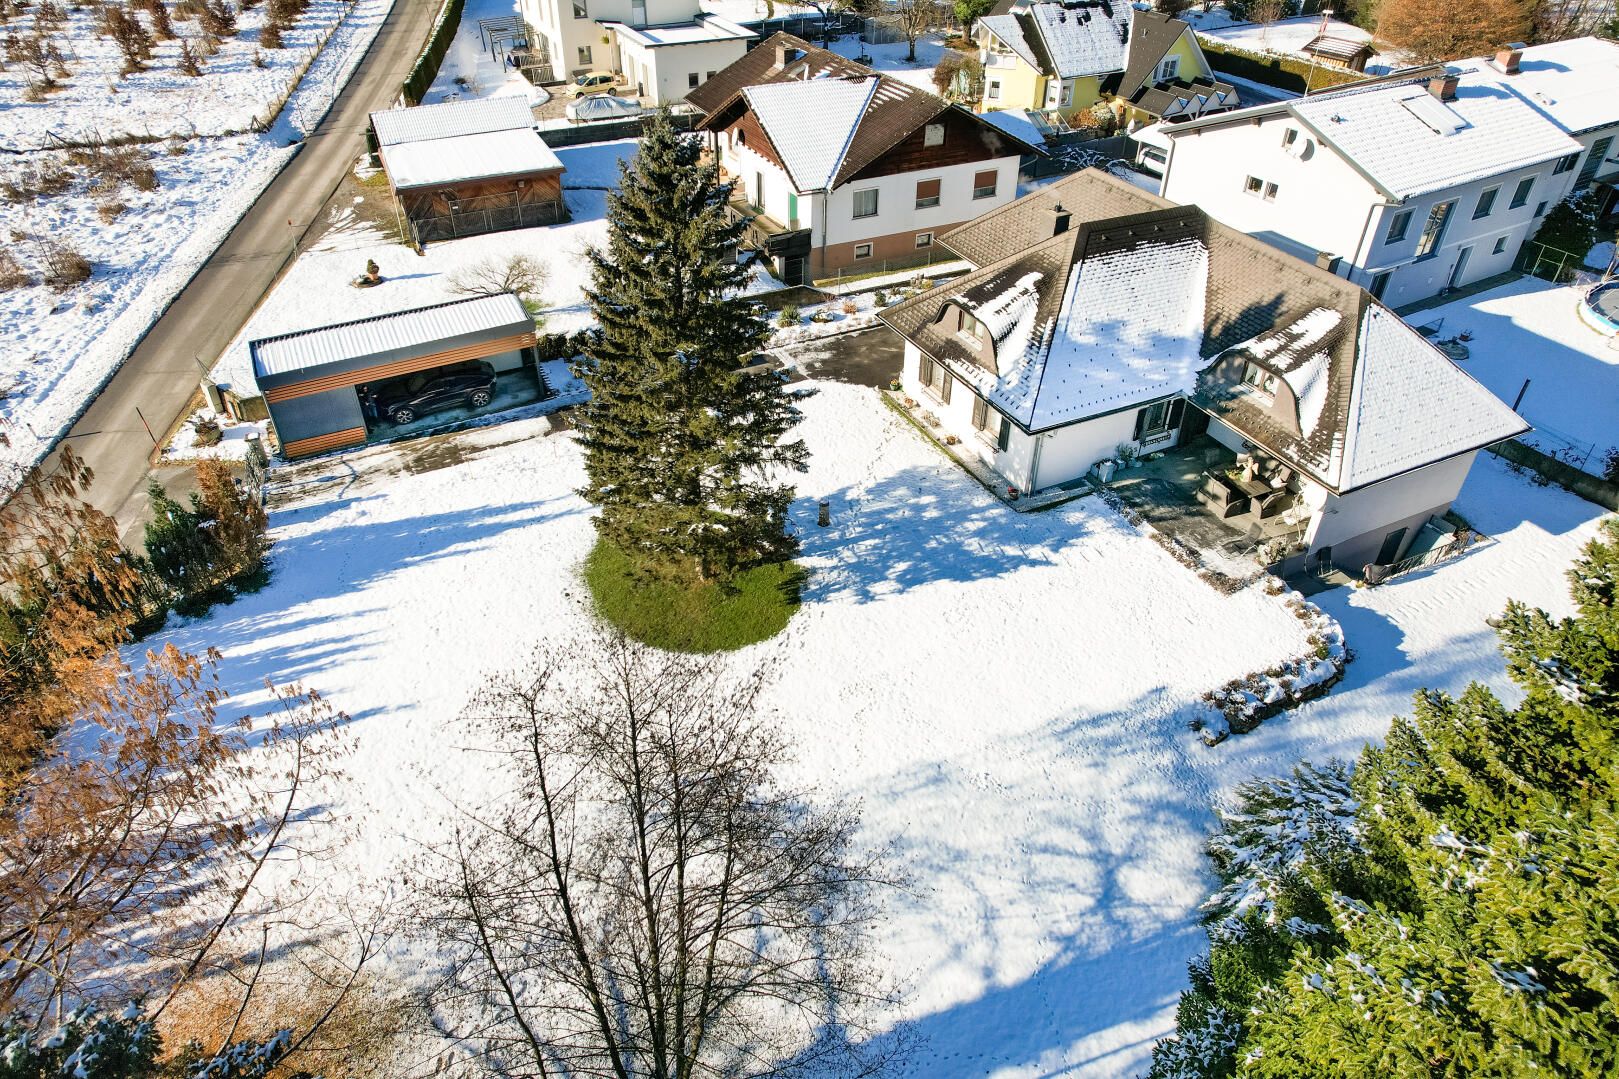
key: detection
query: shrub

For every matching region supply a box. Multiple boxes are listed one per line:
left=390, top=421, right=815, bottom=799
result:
left=776, top=304, right=800, bottom=327
left=259, top=16, right=281, bottom=46
left=1604, top=447, right=1619, bottom=484
left=96, top=198, right=127, bottom=222
left=0, top=248, right=31, bottom=290
left=0, top=159, right=73, bottom=202
left=840, top=298, right=857, bottom=315
left=70, top=141, right=158, bottom=193
left=198, top=0, right=232, bottom=36
left=176, top=36, right=201, bottom=74
left=191, top=413, right=222, bottom=447
left=38, top=239, right=90, bottom=289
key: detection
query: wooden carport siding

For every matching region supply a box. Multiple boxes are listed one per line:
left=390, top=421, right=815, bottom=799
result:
left=282, top=427, right=369, bottom=458
left=263, top=330, right=538, bottom=404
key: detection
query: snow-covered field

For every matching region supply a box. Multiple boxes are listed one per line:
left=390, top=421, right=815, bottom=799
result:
left=829, top=32, right=948, bottom=94
left=142, top=372, right=1612, bottom=1075
left=1411, top=277, right=1619, bottom=461
left=0, top=0, right=395, bottom=471
left=208, top=139, right=637, bottom=397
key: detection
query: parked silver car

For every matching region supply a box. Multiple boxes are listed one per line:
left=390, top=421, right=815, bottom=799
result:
left=565, top=94, right=644, bottom=124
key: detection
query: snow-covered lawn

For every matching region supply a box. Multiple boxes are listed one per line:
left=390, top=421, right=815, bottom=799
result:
left=421, top=0, right=549, bottom=106
left=1192, top=13, right=1409, bottom=76
left=209, top=140, right=637, bottom=397
left=1410, top=277, right=1619, bottom=461
left=0, top=0, right=395, bottom=471
left=140, top=374, right=1613, bottom=1074
left=829, top=32, right=949, bottom=94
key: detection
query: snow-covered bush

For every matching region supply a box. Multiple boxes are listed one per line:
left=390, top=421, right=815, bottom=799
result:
left=1199, top=588, right=1347, bottom=740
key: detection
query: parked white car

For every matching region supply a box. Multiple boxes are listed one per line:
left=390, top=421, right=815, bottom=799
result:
left=565, top=94, right=643, bottom=124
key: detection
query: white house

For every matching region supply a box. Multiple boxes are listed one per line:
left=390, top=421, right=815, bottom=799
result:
left=1157, top=40, right=1619, bottom=309
left=689, top=35, right=1039, bottom=283
left=517, top=0, right=753, bottom=102
left=879, top=170, right=1529, bottom=576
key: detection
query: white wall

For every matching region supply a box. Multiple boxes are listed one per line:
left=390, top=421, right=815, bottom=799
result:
left=616, top=35, right=749, bottom=104
left=1031, top=408, right=1151, bottom=490
left=520, top=0, right=702, bottom=78
left=1305, top=451, right=1475, bottom=569
left=823, top=157, right=1018, bottom=246
left=901, top=341, right=1033, bottom=489
left=720, top=142, right=812, bottom=230
left=1163, top=112, right=1578, bottom=306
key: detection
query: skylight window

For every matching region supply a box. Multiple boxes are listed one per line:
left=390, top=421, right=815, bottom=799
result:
left=1398, top=92, right=1468, bottom=136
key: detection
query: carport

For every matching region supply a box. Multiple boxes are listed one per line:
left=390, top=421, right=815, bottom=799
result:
left=251, top=294, right=538, bottom=458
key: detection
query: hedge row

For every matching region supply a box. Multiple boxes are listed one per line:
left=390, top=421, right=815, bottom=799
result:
left=402, top=0, right=468, bottom=106
left=1199, top=38, right=1368, bottom=95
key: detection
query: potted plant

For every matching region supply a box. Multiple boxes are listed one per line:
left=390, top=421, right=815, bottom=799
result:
left=1095, top=457, right=1118, bottom=483
left=1115, top=442, right=1140, bottom=469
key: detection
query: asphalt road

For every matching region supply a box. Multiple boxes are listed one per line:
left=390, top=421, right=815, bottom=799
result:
left=778, top=326, right=906, bottom=388
left=47, top=0, right=438, bottom=545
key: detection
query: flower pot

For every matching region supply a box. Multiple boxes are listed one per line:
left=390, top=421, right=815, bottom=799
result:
left=1096, top=459, right=1117, bottom=483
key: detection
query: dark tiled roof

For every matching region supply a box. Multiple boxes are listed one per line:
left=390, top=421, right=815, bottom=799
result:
left=1112, top=9, right=1188, bottom=100
left=1128, top=78, right=1236, bottom=117
left=694, top=34, right=1033, bottom=190
left=885, top=170, right=1379, bottom=490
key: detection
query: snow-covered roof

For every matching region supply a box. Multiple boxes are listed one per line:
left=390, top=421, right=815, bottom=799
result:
left=1030, top=0, right=1131, bottom=79
left=979, top=107, right=1045, bottom=148
left=1288, top=73, right=1582, bottom=199
left=371, top=96, right=536, bottom=146
left=251, top=294, right=532, bottom=383
left=1130, top=121, right=1172, bottom=151
left=882, top=170, right=1528, bottom=492
left=378, top=128, right=563, bottom=189
left=608, top=14, right=755, bottom=46
left=1339, top=305, right=1528, bottom=489
left=1470, top=36, right=1619, bottom=136
left=979, top=15, right=1041, bottom=70
left=741, top=77, right=878, bottom=190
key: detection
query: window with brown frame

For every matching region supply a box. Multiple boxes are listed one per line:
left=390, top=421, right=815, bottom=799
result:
left=972, top=169, right=998, bottom=199
left=915, top=178, right=941, bottom=209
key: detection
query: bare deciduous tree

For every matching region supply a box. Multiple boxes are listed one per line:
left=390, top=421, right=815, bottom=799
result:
left=884, top=0, right=941, bottom=63
left=448, top=253, right=548, bottom=317
left=420, top=635, right=901, bottom=1079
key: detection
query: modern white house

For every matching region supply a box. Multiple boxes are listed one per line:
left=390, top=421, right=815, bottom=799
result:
left=1157, top=38, right=1619, bottom=308
left=516, top=0, right=753, bottom=102
left=689, top=35, right=1038, bottom=283
left=879, top=170, right=1529, bottom=576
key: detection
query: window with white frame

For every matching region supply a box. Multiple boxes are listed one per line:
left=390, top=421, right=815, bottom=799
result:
left=1553, top=151, right=1580, bottom=174
left=987, top=79, right=1001, bottom=100
left=1264, top=181, right=1278, bottom=201
left=577, top=45, right=592, bottom=66
left=1241, top=361, right=1278, bottom=395
left=923, top=123, right=945, bottom=146
left=1385, top=208, right=1412, bottom=244
left=1158, top=56, right=1179, bottom=82
left=915, top=177, right=941, bottom=209
left=973, top=169, right=998, bottom=199
left=852, top=188, right=878, bottom=218
left=1281, top=127, right=1299, bottom=150
left=688, top=72, right=699, bottom=88
left=853, top=242, right=874, bottom=259
left=572, top=0, right=587, bottom=17
left=1244, top=175, right=1263, bottom=196
left=1473, top=186, right=1498, bottom=219
left=1509, top=176, right=1534, bottom=208
left=916, top=232, right=934, bottom=248
left=1493, top=235, right=1507, bottom=254
left=1414, top=199, right=1454, bottom=258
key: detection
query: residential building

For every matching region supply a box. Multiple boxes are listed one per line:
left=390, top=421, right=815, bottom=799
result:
left=878, top=170, right=1527, bottom=576
left=688, top=35, right=1037, bottom=284
left=1159, top=39, right=1619, bottom=308
left=974, top=3, right=1236, bottom=129
left=516, top=0, right=753, bottom=103
left=370, top=97, right=567, bottom=245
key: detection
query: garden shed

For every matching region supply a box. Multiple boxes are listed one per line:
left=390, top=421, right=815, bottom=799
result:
left=371, top=97, right=567, bottom=245
left=253, top=294, right=538, bottom=458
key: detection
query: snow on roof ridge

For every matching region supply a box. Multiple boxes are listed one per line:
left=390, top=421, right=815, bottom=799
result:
left=743, top=76, right=878, bottom=190
left=371, top=96, right=535, bottom=146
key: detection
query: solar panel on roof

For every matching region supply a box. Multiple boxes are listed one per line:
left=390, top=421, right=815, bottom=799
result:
left=1398, top=92, right=1469, bottom=136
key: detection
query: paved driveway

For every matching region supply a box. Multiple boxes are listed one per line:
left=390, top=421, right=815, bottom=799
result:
left=777, top=326, right=906, bottom=388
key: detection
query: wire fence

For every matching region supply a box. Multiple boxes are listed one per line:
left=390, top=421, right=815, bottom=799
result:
left=1517, top=239, right=1591, bottom=283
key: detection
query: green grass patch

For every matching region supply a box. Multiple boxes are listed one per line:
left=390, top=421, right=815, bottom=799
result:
left=583, top=538, right=804, bottom=653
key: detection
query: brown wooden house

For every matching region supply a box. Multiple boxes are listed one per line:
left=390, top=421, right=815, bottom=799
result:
left=371, top=97, right=567, bottom=245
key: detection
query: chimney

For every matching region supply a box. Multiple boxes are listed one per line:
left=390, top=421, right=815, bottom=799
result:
left=1314, top=251, right=1342, bottom=274
left=1048, top=202, right=1072, bottom=236
left=772, top=42, right=788, bottom=71
left=1494, top=42, right=1525, bottom=74
left=1428, top=72, right=1459, bottom=101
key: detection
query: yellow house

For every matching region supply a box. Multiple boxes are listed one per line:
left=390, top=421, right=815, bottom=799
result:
left=974, top=3, right=1238, bottom=130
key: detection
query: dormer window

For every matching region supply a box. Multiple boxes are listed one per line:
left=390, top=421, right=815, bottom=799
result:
left=924, top=123, right=945, bottom=147
left=1241, top=361, right=1278, bottom=396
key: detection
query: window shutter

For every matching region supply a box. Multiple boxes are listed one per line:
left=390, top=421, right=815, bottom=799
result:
left=941, top=374, right=952, bottom=405
left=919, top=356, right=934, bottom=386
left=1132, top=408, right=1146, bottom=440
left=1167, top=398, right=1184, bottom=430
left=997, top=416, right=1011, bottom=451
left=973, top=396, right=988, bottom=430
left=973, top=169, right=998, bottom=193
left=916, top=178, right=941, bottom=201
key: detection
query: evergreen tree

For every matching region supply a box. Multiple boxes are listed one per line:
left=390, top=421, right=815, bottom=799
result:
left=574, top=108, right=807, bottom=580
left=0, top=1004, right=313, bottom=1078
left=142, top=480, right=214, bottom=599
left=1153, top=519, right=1619, bottom=1077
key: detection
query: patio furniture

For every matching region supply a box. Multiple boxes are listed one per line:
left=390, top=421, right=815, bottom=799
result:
left=1254, top=488, right=1296, bottom=520
left=1195, top=470, right=1251, bottom=519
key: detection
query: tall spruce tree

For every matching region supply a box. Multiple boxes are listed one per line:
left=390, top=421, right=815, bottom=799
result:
left=1153, top=518, right=1619, bottom=1078
left=574, top=108, right=808, bottom=581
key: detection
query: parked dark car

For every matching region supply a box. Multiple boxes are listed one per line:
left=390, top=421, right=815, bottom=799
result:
left=373, top=361, right=497, bottom=425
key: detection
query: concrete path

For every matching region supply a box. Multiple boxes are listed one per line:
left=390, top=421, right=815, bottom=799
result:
left=46, top=0, right=439, bottom=545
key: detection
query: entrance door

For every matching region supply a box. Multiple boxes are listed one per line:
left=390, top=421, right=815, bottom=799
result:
left=1449, top=246, right=1472, bottom=290
left=1376, top=526, right=1407, bottom=565
left=782, top=256, right=806, bottom=285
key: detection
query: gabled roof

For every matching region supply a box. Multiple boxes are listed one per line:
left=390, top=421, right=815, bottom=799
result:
left=982, top=1, right=1132, bottom=80
left=742, top=77, right=877, bottom=190
left=694, top=34, right=1037, bottom=190
left=370, top=96, right=535, bottom=145
left=379, top=128, right=563, bottom=189
left=882, top=170, right=1527, bottom=492
left=1105, top=9, right=1236, bottom=116
left=1164, top=66, right=1583, bottom=200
